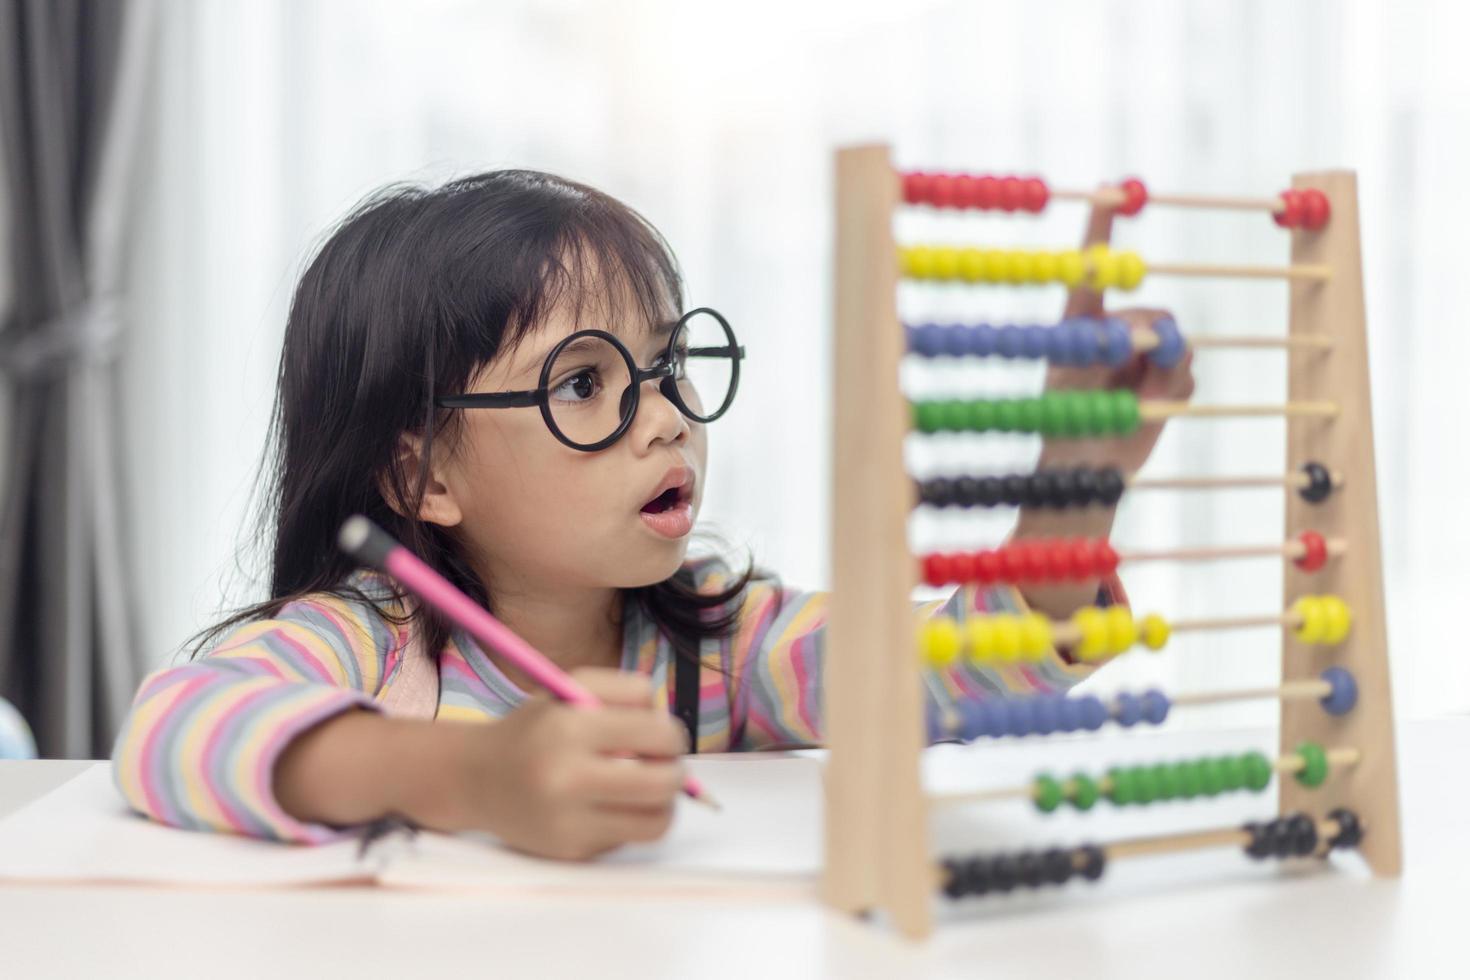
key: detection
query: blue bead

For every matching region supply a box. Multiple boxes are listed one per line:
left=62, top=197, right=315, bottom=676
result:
left=904, top=323, right=920, bottom=355
left=1114, top=692, right=1142, bottom=727
left=1055, top=696, right=1083, bottom=733
left=1046, top=321, right=1076, bottom=365
left=1032, top=696, right=1060, bottom=735
left=1076, top=317, right=1103, bottom=366
left=1319, top=667, right=1359, bottom=716
left=969, top=323, right=997, bottom=357
left=942, top=324, right=970, bottom=357
left=1102, top=316, right=1133, bottom=366
left=913, top=323, right=942, bottom=357
left=955, top=699, right=987, bottom=741
left=1021, top=325, right=1049, bottom=360
left=1148, top=315, right=1187, bottom=369
left=1078, top=695, right=1108, bottom=731
left=997, top=324, right=1025, bottom=359
left=1141, top=689, right=1172, bottom=725
left=1004, top=698, right=1035, bottom=736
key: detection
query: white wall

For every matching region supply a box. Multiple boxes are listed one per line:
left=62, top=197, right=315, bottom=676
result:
left=122, top=0, right=1470, bottom=724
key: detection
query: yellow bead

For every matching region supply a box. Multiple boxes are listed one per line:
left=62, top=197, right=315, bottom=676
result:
left=1019, top=613, right=1053, bottom=661
left=1116, top=251, right=1147, bottom=290
left=921, top=619, right=962, bottom=668
left=1000, top=250, right=1028, bottom=284
left=1106, top=607, right=1138, bottom=655
left=1031, top=251, right=1060, bottom=284
left=932, top=247, right=961, bottom=281
left=1140, top=613, right=1171, bottom=651
left=1057, top=250, right=1085, bottom=287
left=980, top=249, right=1008, bottom=282
left=901, top=246, right=933, bottom=279
left=1321, top=595, right=1353, bottom=645
left=1086, top=244, right=1119, bottom=290
left=965, top=618, right=998, bottom=664
left=958, top=247, right=986, bottom=283
left=992, top=615, right=1023, bottom=662
left=1292, top=596, right=1326, bottom=644
left=1072, top=607, right=1109, bottom=662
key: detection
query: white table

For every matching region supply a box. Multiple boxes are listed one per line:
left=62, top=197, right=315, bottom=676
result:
left=1, top=717, right=1465, bottom=979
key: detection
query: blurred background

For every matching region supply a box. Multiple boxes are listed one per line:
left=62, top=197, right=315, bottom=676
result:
left=1, top=0, right=1466, bottom=758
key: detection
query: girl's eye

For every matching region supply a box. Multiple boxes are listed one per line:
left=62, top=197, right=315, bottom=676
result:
left=551, top=369, right=601, bottom=403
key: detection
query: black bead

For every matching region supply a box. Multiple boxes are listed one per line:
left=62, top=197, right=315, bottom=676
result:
left=965, top=856, right=992, bottom=896
left=1029, top=471, right=1059, bottom=508
left=1048, top=468, right=1079, bottom=508
left=1096, top=466, right=1126, bottom=505
left=954, top=476, right=982, bottom=508
left=1041, top=847, right=1073, bottom=885
left=1244, top=821, right=1272, bottom=859
left=1300, top=461, right=1333, bottom=504
left=1286, top=813, right=1319, bottom=856
left=976, top=476, right=1004, bottom=508
left=1015, top=851, right=1044, bottom=888
left=1076, top=845, right=1106, bottom=881
left=1071, top=466, right=1098, bottom=505
left=990, top=855, right=1019, bottom=892
left=940, top=858, right=967, bottom=899
left=1001, top=475, right=1029, bottom=507
left=1268, top=818, right=1296, bottom=858
left=1327, top=808, right=1363, bottom=850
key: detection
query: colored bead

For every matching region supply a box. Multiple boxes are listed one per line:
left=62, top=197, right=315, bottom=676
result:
left=1140, top=613, right=1171, bottom=651
left=932, top=247, right=961, bottom=280
left=942, top=325, right=971, bottom=357
left=1047, top=468, right=1078, bottom=507
left=1327, top=808, right=1363, bottom=850
left=1242, top=751, right=1273, bottom=791
left=1015, top=851, right=1044, bottom=888
left=1291, top=596, right=1326, bottom=643
left=1106, top=767, right=1136, bottom=805
left=1117, top=177, right=1148, bottom=216
left=970, top=323, right=998, bottom=356
left=1300, top=461, right=1334, bottom=503
left=1022, top=325, right=1050, bottom=359
left=1086, top=244, right=1120, bottom=290
left=1116, top=252, right=1147, bottom=291
left=990, top=855, right=1019, bottom=892
left=1140, top=689, right=1171, bottom=725
left=1197, top=759, right=1224, bottom=797
left=913, top=400, right=942, bottom=434
left=921, top=619, right=962, bottom=668
left=940, top=858, right=968, bottom=899
left=997, top=324, right=1025, bottom=358
left=1019, top=613, right=1052, bottom=661
left=1295, top=530, right=1328, bottom=571
left=1077, top=695, right=1108, bottom=731
left=1101, top=317, right=1133, bottom=366
left=997, top=176, right=1025, bottom=212
left=1023, top=177, right=1050, bottom=213
left=1266, top=818, right=1295, bottom=858
left=900, top=245, right=936, bottom=279
left=1244, top=822, right=1273, bottom=859
left=900, top=171, right=927, bottom=205
left=1096, top=466, right=1126, bottom=505
left=1072, top=607, right=1110, bottom=662
left=1106, top=606, right=1138, bottom=655
left=1029, top=470, right=1060, bottom=508
left=1287, top=813, right=1319, bottom=855
left=1070, top=773, right=1100, bottom=811
left=975, top=550, right=1002, bottom=584
left=1112, top=389, right=1140, bottom=434
left=1032, top=696, right=1061, bottom=735
left=1132, top=765, right=1159, bottom=804
left=1003, top=698, right=1034, bottom=736
left=1148, top=315, right=1187, bottom=369
left=1034, top=774, right=1064, bottom=813
left=1041, top=848, right=1072, bottom=884
left=1032, top=251, right=1059, bottom=283
left=1273, top=190, right=1302, bottom=229
left=975, top=176, right=1001, bottom=209
left=1077, top=845, right=1106, bottom=881
left=1055, top=697, right=1083, bottom=733
left=1320, top=595, right=1352, bottom=644
left=1294, top=740, right=1329, bottom=788
left=1174, top=761, right=1201, bottom=799
left=1094, top=540, right=1120, bottom=576
left=1057, top=249, right=1085, bottom=287
left=1300, top=189, right=1331, bottom=231
left=927, top=173, right=957, bottom=208
left=1114, top=692, right=1142, bottom=727
left=992, top=616, right=1023, bottom=662
left=1016, top=397, right=1043, bottom=433
left=1319, top=666, right=1359, bottom=716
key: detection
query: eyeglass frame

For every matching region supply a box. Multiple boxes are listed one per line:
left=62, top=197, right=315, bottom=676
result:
left=435, top=306, right=745, bottom=452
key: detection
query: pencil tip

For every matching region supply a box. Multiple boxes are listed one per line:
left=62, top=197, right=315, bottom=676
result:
left=691, top=791, right=722, bottom=812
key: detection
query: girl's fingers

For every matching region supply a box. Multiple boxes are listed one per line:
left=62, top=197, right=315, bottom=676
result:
left=582, top=757, right=684, bottom=807
left=589, top=803, right=677, bottom=845
left=588, top=708, right=687, bottom=758
left=1062, top=201, right=1117, bottom=319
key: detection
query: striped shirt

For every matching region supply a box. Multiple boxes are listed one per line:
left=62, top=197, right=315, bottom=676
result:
left=110, top=559, right=1105, bottom=844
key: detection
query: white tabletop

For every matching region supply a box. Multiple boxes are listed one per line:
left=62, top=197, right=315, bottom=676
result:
left=1, top=717, right=1466, bottom=980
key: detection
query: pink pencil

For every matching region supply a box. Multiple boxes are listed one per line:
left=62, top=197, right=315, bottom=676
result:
left=338, top=515, right=718, bottom=810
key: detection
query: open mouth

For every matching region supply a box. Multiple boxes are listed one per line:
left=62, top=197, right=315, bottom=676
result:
left=641, top=486, right=682, bottom=514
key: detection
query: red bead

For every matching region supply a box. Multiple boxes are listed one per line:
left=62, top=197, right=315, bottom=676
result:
left=1093, top=539, right=1120, bottom=576
left=1117, top=177, right=1148, bottom=216
left=1295, top=530, right=1328, bottom=572
left=997, top=175, right=1025, bottom=212
left=929, top=173, right=957, bottom=208
left=901, top=171, right=927, bottom=205
left=974, top=175, right=1001, bottom=209
left=1045, top=540, right=1073, bottom=579
left=950, top=551, right=977, bottom=584
left=1022, top=177, right=1050, bottom=213
left=953, top=173, right=980, bottom=209
left=1300, top=189, right=1331, bottom=230
left=1273, top=190, right=1302, bottom=229
left=975, top=550, right=1002, bottom=585
left=999, top=545, right=1028, bottom=583
left=922, top=552, right=947, bottom=587
left=1069, top=539, right=1096, bottom=579
left=1020, top=541, right=1051, bottom=581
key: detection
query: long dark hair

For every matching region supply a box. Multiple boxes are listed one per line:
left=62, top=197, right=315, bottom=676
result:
left=192, top=170, right=759, bottom=663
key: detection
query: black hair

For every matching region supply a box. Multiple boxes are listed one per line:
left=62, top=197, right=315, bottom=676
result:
left=191, top=170, right=762, bottom=664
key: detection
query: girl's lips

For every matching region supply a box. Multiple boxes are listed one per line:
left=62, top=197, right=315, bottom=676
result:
left=638, top=500, right=693, bottom=539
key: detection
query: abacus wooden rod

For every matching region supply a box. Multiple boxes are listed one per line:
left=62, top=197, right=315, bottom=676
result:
left=1128, top=470, right=1345, bottom=492
left=1127, top=328, right=1334, bottom=352
left=1040, top=605, right=1318, bottom=647
left=1115, top=536, right=1346, bottom=565
left=928, top=747, right=1361, bottom=809
left=1138, top=399, right=1338, bottom=422
left=1147, top=260, right=1332, bottom=282
left=1051, top=187, right=1287, bottom=214
left=1172, top=677, right=1332, bottom=708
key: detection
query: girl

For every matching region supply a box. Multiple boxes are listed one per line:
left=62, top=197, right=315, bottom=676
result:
left=111, top=170, right=1192, bottom=861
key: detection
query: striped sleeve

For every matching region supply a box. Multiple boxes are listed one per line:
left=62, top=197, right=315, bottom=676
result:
left=720, top=571, right=1122, bottom=751
left=109, top=586, right=403, bottom=844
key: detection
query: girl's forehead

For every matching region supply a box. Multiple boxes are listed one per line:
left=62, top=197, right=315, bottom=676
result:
left=488, top=297, right=676, bottom=385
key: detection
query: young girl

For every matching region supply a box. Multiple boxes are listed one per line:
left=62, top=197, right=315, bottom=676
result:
left=111, top=170, right=1192, bottom=861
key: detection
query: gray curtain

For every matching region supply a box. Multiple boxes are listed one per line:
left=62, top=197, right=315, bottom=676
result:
left=0, top=0, right=157, bottom=757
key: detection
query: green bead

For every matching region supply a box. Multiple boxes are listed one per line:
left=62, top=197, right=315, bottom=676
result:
left=969, top=399, right=997, bottom=432
left=1218, top=756, right=1245, bottom=791
left=1174, top=761, right=1201, bottom=800
left=1016, top=397, right=1043, bottom=434
left=1294, top=741, right=1329, bottom=788
left=1150, top=763, right=1178, bottom=801
left=1132, top=765, right=1159, bottom=804
left=941, top=399, right=971, bottom=432
left=913, top=401, right=938, bottom=434
left=1034, top=774, right=1064, bottom=813
left=1106, top=767, right=1135, bottom=805
left=1087, top=390, right=1116, bottom=436
left=1062, top=391, right=1090, bottom=437
left=1038, top=394, right=1067, bottom=436
left=1070, top=773, right=1100, bottom=811
left=1243, top=751, right=1273, bottom=792
left=994, top=399, right=1020, bottom=432
left=1197, top=759, right=1224, bottom=797
left=1113, top=390, right=1140, bottom=435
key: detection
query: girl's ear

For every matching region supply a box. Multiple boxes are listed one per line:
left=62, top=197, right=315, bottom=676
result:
left=378, top=433, right=464, bottom=529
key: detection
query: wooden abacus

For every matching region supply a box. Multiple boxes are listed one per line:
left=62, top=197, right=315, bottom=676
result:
left=824, top=145, right=1400, bottom=939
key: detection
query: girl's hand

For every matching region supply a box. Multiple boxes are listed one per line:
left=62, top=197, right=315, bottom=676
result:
left=430, top=668, right=687, bottom=861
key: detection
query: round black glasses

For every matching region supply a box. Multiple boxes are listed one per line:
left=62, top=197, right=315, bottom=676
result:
left=436, top=307, right=745, bottom=452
